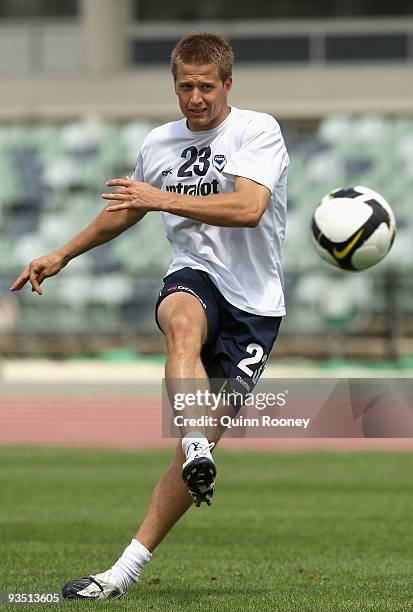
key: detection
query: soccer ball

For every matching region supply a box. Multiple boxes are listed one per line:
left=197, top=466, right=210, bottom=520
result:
left=312, top=186, right=396, bottom=271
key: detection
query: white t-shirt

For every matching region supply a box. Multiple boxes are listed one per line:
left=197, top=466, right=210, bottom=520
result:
left=133, top=107, right=289, bottom=316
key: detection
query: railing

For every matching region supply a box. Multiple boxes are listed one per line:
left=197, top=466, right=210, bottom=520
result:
left=1, top=17, right=413, bottom=75
left=1, top=269, right=412, bottom=360
left=127, top=17, right=413, bottom=64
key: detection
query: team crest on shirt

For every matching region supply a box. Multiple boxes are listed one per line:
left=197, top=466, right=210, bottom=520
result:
left=213, top=154, right=227, bottom=172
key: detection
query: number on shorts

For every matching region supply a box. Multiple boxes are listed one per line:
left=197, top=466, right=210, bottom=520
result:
left=237, top=343, right=268, bottom=383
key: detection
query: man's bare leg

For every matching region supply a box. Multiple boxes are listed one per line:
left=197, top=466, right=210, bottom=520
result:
left=135, top=291, right=235, bottom=550
left=158, top=292, right=212, bottom=436
left=158, top=291, right=208, bottom=382
left=62, top=292, right=227, bottom=599
left=135, top=445, right=196, bottom=552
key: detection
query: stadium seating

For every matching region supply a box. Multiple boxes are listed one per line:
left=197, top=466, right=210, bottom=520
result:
left=1, top=116, right=412, bottom=354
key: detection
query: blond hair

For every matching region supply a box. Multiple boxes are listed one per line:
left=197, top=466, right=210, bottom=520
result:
left=171, top=32, right=234, bottom=83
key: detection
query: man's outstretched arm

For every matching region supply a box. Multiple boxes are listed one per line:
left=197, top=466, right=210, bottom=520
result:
left=10, top=206, right=146, bottom=295
left=102, top=176, right=271, bottom=228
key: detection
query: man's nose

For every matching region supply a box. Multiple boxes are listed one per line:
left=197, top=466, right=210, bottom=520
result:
left=190, top=88, right=203, bottom=105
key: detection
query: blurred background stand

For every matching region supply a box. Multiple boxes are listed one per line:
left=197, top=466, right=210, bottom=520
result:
left=0, top=0, right=412, bottom=367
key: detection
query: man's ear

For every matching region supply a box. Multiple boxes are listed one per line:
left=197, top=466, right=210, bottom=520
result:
left=224, top=76, right=233, bottom=95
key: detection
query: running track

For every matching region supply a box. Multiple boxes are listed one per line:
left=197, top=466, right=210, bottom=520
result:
left=1, top=393, right=412, bottom=451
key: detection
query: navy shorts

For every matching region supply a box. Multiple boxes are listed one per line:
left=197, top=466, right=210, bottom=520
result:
left=155, top=267, right=282, bottom=401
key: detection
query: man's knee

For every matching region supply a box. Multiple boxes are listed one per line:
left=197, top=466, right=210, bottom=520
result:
left=165, top=312, right=205, bottom=354
left=158, top=293, right=207, bottom=354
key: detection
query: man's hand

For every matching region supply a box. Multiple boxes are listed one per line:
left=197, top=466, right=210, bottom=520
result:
left=102, top=175, right=270, bottom=228
left=102, top=179, right=160, bottom=213
left=10, top=252, right=66, bottom=295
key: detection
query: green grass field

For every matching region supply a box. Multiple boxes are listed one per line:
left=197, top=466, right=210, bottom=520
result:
left=1, top=447, right=413, bottom=611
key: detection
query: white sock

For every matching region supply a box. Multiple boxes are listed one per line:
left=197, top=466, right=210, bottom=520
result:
left=182, top=432, right=209, bottom=457
left=110, top=539, right=151, bottom=593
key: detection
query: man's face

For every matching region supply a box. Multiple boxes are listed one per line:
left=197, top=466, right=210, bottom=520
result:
left=174, top=63, right=232, bottom=132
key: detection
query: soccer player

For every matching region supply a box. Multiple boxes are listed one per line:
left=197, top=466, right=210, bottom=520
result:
left=10, top=32, right=289, bottom=600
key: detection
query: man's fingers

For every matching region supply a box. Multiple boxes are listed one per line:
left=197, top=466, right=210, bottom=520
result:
left=106, top=178, right=131, bottom=188
left=29, top=267, right=43, bottom=296
left=10, top=269, right=29, bottom=291
left=101, top=192, right=129, bottom=201
left=10, top=267, right=45, bottom=294
left=105, top=203, right=129, bottom=212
